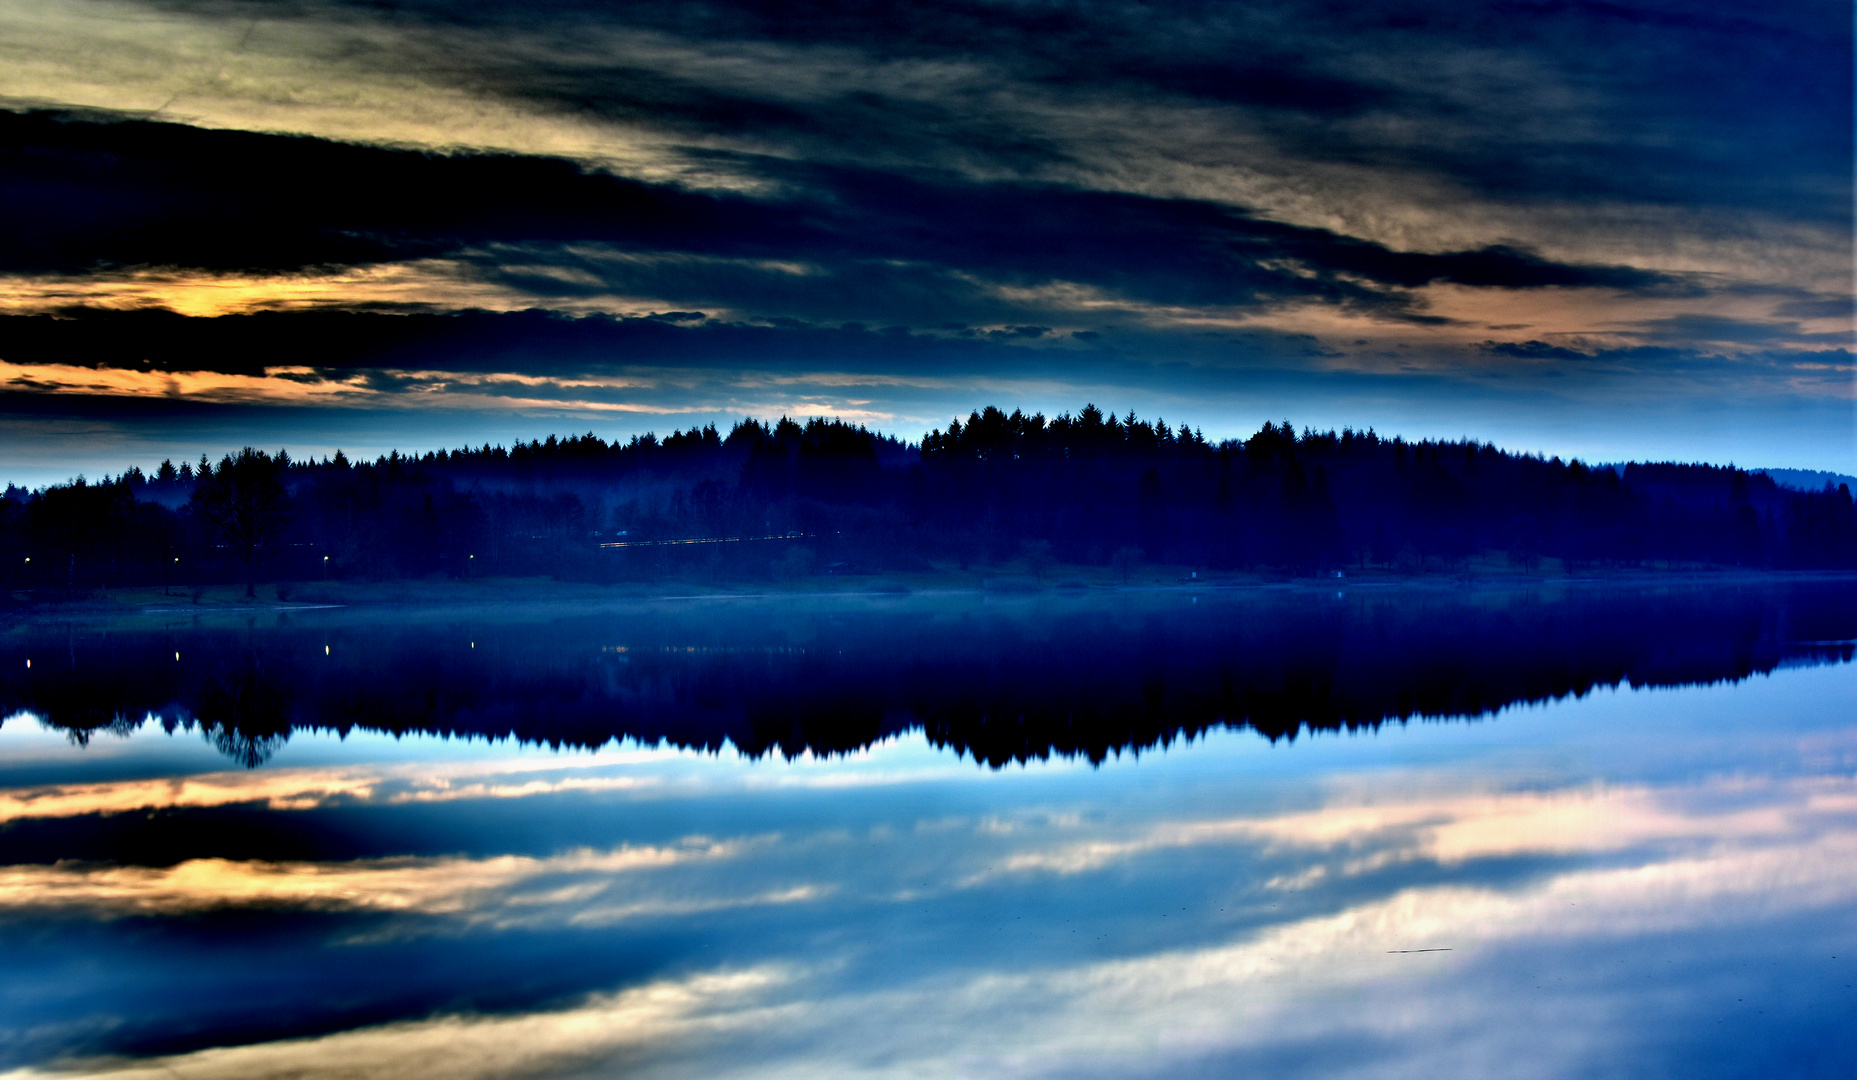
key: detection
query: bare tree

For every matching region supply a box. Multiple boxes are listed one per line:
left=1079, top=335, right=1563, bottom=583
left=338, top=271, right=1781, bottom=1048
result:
left=191, top=448, right=290, bottom=598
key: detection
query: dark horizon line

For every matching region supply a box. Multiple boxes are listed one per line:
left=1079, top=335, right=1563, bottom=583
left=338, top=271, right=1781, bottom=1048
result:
left=9, top=405, right=1852, bottom=496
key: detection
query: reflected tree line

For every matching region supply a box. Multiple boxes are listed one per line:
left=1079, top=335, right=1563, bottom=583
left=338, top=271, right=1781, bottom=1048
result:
left=2, top=405, right=1854, bottom=596
left=4, top=583, right=1852, bottom=767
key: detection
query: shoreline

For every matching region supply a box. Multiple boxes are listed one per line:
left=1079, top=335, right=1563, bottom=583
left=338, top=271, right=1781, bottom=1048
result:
left=6, top=565, right=1856, bottom=623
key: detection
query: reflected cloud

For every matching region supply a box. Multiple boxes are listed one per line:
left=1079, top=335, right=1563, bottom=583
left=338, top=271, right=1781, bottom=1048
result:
left=0, top=837, right=756, bottom=920
left=6, top=755, right=1857, bottom=1079
left=973, top=775, right=1854, bottom=885
left=2, top=607, right=1854, bottom=1077
left=0, top=768, right=381, bottom=822
left=0, top=733, right=1059, bottom=827
left=10, top=748, right=1857, bottom=944
left=0, top=966, right=794, bottom=1080
left=0, top=752, right=686, bottom=823
left=931, top=832, right=1857, bottom=1076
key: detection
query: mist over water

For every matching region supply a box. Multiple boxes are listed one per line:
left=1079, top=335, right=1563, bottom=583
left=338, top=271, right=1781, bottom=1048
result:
left=1, top=579, right=1855, bottom=1079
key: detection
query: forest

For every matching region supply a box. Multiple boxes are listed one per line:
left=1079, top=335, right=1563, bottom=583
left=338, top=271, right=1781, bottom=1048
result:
left=2, top=404, right=1854, bottom=597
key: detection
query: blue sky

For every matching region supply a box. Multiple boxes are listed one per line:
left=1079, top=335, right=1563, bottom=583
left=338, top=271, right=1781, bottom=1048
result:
left=0, top=1, right=1849, bottom=482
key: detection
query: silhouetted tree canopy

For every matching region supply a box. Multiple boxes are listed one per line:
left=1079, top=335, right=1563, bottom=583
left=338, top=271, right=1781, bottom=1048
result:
left=1, top=405, right=1852, bottom=594
left=190, top=448, right=291, bottom=597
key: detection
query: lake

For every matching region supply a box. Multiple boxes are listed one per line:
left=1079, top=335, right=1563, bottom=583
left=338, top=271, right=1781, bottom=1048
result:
left=2, top=578, right=1854, bottom=1079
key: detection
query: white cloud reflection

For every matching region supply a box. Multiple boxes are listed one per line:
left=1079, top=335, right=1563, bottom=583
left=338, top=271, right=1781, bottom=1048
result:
left=973, top=776, right=1840, bottom=884
left=7, top=776, right=1854, bottom=1080
left=0, top=753, right=680, bottom=823
left=5, top=665, right=1855, bottom=1080
left=0, top=967, right=797, bottom=1080
left=0, top=838, right=768, bottom=921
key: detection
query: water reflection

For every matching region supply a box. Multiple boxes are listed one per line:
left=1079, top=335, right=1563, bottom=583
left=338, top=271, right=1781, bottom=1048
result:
left=0, top=581, right=1853, bottom=1078
left=3, top=580, right=1853, bottom=767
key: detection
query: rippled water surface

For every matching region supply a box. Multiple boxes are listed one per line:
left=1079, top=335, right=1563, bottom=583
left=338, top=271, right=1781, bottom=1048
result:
left=2, top=580, right=1855, bottom=1079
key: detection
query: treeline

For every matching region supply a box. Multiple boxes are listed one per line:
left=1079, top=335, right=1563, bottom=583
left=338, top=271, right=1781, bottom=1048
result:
left=1, top=404, right=1853, bottom=595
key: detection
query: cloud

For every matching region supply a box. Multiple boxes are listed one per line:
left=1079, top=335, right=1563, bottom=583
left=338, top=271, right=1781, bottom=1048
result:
left=0, top=110, right=1710, bottom=329
left=2, top=313, right=1850, bottom=487
left=0, top=1, right=1846, bottom=470
left=1632, top=313, right=1850, bottom=347
left=0, top=1, right=1842, bottom=298
left=0, top=109, right=759, bottom=277
left=1484, top=340, right=1593, bottom=362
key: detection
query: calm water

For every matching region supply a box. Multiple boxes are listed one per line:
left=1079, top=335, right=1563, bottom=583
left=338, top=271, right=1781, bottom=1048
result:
left=2, top=580, right=1854, bottom=1079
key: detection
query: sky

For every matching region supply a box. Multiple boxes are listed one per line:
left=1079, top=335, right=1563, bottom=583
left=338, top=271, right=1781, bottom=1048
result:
left=0, top=0, right=1850, bottom=485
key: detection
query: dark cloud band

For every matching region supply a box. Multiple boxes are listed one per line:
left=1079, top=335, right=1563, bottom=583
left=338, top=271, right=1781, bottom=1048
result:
left=0, top=110, right=1689, bottom=330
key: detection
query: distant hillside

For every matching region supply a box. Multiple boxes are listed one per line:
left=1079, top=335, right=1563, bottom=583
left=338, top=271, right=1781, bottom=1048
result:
left=1761, top=468, right=1857, bottom=494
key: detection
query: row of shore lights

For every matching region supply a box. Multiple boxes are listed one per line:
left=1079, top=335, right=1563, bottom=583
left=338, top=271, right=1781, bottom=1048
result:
left=25, top=555, right=475, bottom=569
left=19, top=553, right=478, bottom=669
left=28, top=644, right=491, bottom=668
left=29, top=643, right=477, bottom=668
